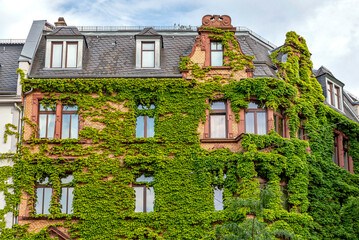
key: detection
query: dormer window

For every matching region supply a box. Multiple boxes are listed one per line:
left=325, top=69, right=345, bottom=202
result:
left=327, top=81, right=342, bottom=110
left=135, top=27, right=162, bottom=69
left=210, top=42, right=223, bottom=66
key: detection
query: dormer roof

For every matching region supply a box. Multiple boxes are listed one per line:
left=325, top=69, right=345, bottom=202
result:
left=47, top=26, right=83, bottom=37
left=136, top=27, right=161, bottom=37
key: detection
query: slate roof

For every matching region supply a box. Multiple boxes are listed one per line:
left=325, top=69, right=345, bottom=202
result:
left=29, top=27, right=276, bottom=78
left=47, top=26, right=83, bottom=36
left=0, top=44, right=23, bottom=94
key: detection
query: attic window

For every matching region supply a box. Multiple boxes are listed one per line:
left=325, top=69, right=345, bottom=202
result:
left=327, top=81, right=342, bottom=110
left=46, top=39, right=83, bottom=69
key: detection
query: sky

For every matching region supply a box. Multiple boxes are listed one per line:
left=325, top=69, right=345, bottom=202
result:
left=0, top=0, right=358, bottom=97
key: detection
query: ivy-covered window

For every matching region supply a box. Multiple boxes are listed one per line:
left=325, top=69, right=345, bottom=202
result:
left=333, top=133, right=339, bottom=166
left=213, top=187, right=223, bottom=211
left=61, top=105, right=79, bottom=139
left=60, top=175, right=74, bottom=214
left=297, top=120, right=307, bottom=140
left=210, top=101, right=227, bottom=138
left=245, top=102, right=267, bottom=135
left=136, top=104, right=155, bottom=138
left=274, top=110, right=286, bottom=137
left=343, top=139, right=349, bottom=171
left=39, top=102, right=56, bottom=139
left=133, top=174, right=154, bottom=213
left=211, top=42, right=223, bottom=66
left=281, top=185, right=290, bottom=211
left=35, top=177, right=51, bottom=215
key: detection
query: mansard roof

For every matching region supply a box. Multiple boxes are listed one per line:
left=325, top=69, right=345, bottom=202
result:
left=29, top=28, right=276, bottom=78
left=0, top=43, right=23, bottom=94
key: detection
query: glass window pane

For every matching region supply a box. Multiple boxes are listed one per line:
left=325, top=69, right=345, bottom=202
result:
left=68, top=187, right=74, bottom=214
left=71, top=114, right=79, bottom=139
left=147, top=117, right=155, bottom=138
left=257, top=112, right=267, bottom=135
left=60, top=188, right=68, bottom=213
left=211, top=42, right=222, bottom=50
left=136, top=175, right=153, bottom=183
left=47, top=114, right=56, bottom=139
left=66, top=44, right=77, bottom=68
left=245, top=112, right=255, bottom=134
left=63, top=105, right=78, bottom=111
left=142, top=43, right=155, bottom=50
left=43, top=188, right=52, bottom=215
left=210, top=115, right=226, bottom=138
left=136, top=116, right=144, bottom=137
left=211, top=51, right=223, bottom=66
left=248, top=102, right=259, bottom=109
left=35, top=188, right=43, bottom=214
left=134, top=187, right=144, bottom=212
left=146, top=187, right=154, bottom=212
left=52, top=44, right=62, bottom=68
left=214, top=187, right=223, bottom=211
left=211, top=102, right=225, bottom=110
left=62, top=114, right=70, bottom=139
left=39, top=114, right=47, bottom=138
left=61, top=175, right=74, bottom=184
left=142, top=51, right=155, bottom=68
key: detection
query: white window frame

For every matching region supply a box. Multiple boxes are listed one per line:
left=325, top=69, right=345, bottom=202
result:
left=326, top=79, right=343, bottom=111
left=136, top=38, right=161, bottom=69
left=45, top=38, right=84, bottom=69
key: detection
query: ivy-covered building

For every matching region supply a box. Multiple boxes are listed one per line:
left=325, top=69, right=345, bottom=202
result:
left=1, top=15, right=358, bottom=239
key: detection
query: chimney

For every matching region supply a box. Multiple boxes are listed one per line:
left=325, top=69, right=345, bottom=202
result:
left=55, top=17, right=67, bottom=27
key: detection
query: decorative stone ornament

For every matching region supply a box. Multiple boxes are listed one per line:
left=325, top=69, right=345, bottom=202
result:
left=200, top=15, right=234, bottom=30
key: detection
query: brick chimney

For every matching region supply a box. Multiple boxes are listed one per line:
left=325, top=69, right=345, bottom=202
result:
left=55, top=17, right=67, bottom=27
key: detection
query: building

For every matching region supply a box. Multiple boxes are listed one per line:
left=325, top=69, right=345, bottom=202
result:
left=2, top=15, right=359, bottom=239
left=0, top=39, right=24, bottom=229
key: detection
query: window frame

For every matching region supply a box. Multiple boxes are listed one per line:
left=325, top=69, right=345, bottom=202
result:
left=274, top=111, right=286, bottom=138
left=133, top=175, right=154, bottom=213
left=61, top=105, right=79, bottom=139
left=135, top=104, right=155, bottom=138
left=60, top=185, right=74, bottom=214
left=141, top=42, right=155, bottom=68
left=50, top=42, right=63, bottom=68
left=65, top=42, right=78, bottom=68
left=245, top=102, right=267, bottom=135
left=327, top=80, right=343, bottom=110
left=35, top=184, right=52, bottom=215
left=209, top=101, right=227, bottom=138
left=38, top=102, right=56, bottom=139
left=210, top=41, right=224, bottom=67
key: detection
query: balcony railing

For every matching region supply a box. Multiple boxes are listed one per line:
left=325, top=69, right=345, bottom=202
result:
left=0, top=39, right=26, bottom=44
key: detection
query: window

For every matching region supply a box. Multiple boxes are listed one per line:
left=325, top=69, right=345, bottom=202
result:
left=134, top=175, right=154, bottom=213
left=35, top=178, right=51, bottom=215
left=327, top=81, right=342, bottom=110
left=211, top=42, right=223, bottom=66
left=46, top=39, right=83, bottom=69
left=332, top=131, right=353, bottom=173
left=51, top=42, right=63, bottom=68
left=60, top=175, right=74, bottom=214
left=245, top=102, right=267, bottom=135
left=280, top=185, right=290, bottom=211
left=35, top=175, right=74, bottom=215
left=141, top=42, right=155, bottom=68
left=210, top=102, right=227, bottom=138
left=136, top=104, right=155, bottom=138
left=65, top=42, right=78, bottom=68
left=274, top=111, right=286, bottom=137
left=39, top=102, right=56, bottom=139
left=297, top=120, right=307, bottom=140
left=61, top=105, right=79, bottom=139
left=333, top=133, right=339, bottom=166
left=343, top=139, right=349, bottom=171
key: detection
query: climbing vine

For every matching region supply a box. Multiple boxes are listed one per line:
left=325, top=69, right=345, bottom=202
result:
left=0, top=29, right=357, bottom=240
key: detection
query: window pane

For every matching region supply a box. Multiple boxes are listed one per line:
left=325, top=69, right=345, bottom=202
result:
left=257, top=112, right=267, bottom=135
left=344, top=151, right=348, bottom=170
left=63, top=105, right=78, bottom=111
left=60, top=188, right=68, bottom=213
left=210, top=115, right=226, bottom=138
left=39, top=114, right=47, bottom=138
left=142, top=43, right=154, bottom=50
left=147, top=117, right=155, bottom=138
left=248, top=102, right=259, bottom=109
left=61, top=175, right=74, bottom=184
left=71, top=114, right=79, bottom=139
left=146, top=187, right=154, bottom=212
left=136, top=116, right=144, bottom=137
left=62, top=114, right=70, bottom=139
left=245, top=112, right=255, bottom=134
left=66, top=44, right=77, bottom=68
left=68, top=187, right=74, bottom=214
left=214, top=187, right=223, bottom=211
left=136, top=175, right=153, bottom=183
left=47, top=114, right=56, bottom=139
left=134, top=187, right=144, bottom=212
left=211, top=51, right=223, bottom=66
left=35, top=188, right=43, bottom=214
left=142, top=51, right=155, bottom=68
left=211, top=102, right=225, bottom=110
left=211, top=42, right=222, bottom=50
left=43, top=188, right=52, bottom=215
left=52, top=44, right=62, bottom=68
